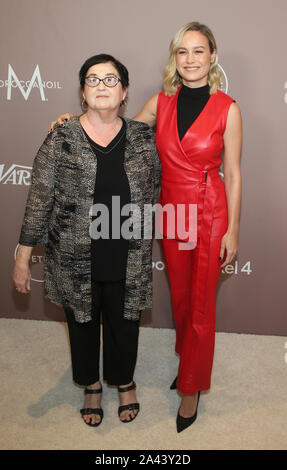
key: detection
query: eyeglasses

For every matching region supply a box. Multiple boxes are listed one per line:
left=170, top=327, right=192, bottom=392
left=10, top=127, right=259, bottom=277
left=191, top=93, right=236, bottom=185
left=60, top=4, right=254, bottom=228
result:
left=85, top=75, right=121, bottom=87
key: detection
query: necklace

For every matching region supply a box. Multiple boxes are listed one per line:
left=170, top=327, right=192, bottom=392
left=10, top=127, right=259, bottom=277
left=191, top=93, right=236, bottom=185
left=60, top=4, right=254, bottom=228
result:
left=86, top=124, right=125, bottom=154
left=85, top=114, right=122, bottom=143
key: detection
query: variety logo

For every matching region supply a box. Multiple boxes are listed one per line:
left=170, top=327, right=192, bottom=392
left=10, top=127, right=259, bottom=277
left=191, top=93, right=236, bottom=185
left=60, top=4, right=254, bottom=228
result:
left=0, top=65, right=62, bottom=101
left=0, top=163, right=32, bottom=185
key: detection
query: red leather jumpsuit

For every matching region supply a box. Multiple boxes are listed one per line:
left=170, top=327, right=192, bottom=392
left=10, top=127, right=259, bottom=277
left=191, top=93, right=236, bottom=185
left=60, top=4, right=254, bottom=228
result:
left=155, top=87, right=234, bottom=395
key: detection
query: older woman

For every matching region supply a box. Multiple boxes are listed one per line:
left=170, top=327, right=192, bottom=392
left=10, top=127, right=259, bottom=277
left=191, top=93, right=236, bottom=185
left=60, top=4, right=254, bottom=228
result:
left=13, top=54, right=161, bottom=427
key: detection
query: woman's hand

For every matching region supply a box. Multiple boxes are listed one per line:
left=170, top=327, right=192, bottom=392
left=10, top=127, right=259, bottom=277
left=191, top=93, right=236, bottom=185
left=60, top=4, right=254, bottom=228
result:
left=48, top=113, right=78, bottom=133
left=13, top=245, right=33, bottom=294
left=219, top=230, right=238, bottom=269
left=13, top=261, right=31, bottom=294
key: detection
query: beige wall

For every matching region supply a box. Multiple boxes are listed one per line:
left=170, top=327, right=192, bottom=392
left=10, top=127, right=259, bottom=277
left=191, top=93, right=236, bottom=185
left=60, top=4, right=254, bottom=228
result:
left=1, top=0, right=286, bottom=335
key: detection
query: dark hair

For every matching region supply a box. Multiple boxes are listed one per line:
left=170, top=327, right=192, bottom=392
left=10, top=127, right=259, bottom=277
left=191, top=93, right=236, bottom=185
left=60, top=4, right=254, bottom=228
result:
left=79, top=54, right=129, bottom=90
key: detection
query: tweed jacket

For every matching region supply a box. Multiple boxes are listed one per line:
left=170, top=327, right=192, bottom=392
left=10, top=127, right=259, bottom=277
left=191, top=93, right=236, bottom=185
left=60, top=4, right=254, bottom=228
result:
left=19, top=116, right=161, bottom=323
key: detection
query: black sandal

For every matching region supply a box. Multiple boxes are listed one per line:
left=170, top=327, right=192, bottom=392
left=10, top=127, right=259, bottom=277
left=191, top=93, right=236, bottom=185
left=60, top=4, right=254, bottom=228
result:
left=80, top=387, right=103, bottom=427
left=118, top=381, right=140, bottom=423
left=170, top=376, right=177, bottom=390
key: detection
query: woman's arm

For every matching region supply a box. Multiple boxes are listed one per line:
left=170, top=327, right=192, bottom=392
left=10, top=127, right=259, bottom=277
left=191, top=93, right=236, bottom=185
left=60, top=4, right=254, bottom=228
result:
left=132, top=93, right=159, bottom=127
left=19, top=131, right=57, bottom=247
left=13, top=131, right=57, bottom=293
left=220, top=102, right=243, bottom=268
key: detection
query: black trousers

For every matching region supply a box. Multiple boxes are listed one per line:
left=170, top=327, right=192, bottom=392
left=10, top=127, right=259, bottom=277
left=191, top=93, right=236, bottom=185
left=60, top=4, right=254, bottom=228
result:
left=63, top=279, right=140, bottom=387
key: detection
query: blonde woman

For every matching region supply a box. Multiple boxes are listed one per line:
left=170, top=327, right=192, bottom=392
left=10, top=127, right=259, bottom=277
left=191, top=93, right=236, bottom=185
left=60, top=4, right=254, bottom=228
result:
left=50, top=22, right=242, bottom=433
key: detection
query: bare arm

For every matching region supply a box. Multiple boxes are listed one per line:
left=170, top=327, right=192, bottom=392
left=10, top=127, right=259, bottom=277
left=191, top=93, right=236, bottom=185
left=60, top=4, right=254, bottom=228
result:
left=220, top=102, right=243, bottom=267
left=132, top=93, right=159, bottom=127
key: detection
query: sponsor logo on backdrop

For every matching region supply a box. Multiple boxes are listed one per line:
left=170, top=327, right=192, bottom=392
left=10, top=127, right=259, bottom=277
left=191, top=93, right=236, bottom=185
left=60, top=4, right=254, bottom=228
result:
left=214, top=65, right=228, bottom=176
left=284, top=81, right=287, bottom=104
left=152, top=261, right=166, bottom=271
left=222, top=261, right=252, bottom=275
left=0, top=65, right=62, bottom=101
left=14, top=244, right=44, bottom=283
left=218, top=64, right=228, bottom=93
left=0, top=163, right=32, bottom=185
left=152, top=258, right=253, bottom=276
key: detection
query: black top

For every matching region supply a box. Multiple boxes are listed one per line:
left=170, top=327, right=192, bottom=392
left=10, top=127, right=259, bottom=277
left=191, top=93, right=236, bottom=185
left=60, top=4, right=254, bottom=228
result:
left=83, top=118, right=131, bottom=281
left=177, top=83, right=210, bottom=141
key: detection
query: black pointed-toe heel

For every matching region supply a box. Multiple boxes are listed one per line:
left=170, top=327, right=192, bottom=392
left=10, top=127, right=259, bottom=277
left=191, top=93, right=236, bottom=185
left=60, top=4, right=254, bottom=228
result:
left=170, top=376, right=177, bottom=390
left=118, top=381, right=140, bottom=423
left=80, top=386, right=103, bottom=427
left=176, top=391, right=200, bottom=433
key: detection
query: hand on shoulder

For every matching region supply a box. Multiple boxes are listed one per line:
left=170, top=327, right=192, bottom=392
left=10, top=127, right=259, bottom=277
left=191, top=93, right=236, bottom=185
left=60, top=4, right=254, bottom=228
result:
left=48, top=113, right=79, bottom=133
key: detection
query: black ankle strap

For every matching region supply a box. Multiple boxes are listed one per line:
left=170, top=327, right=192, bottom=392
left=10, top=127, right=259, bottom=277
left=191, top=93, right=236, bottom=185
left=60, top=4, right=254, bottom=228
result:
left=118, top=381, right=136, bottom=393
left=84, top=387, right=102, bottom=395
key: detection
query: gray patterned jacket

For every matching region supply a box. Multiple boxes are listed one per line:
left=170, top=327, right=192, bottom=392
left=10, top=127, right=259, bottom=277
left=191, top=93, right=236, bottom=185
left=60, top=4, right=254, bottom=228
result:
left=19, top=116, right=161, bottom=323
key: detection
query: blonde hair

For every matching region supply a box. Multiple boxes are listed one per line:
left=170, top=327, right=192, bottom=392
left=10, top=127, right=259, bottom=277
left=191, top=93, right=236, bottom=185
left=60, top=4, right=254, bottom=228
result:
left=163, top=22, right=222, bottom=96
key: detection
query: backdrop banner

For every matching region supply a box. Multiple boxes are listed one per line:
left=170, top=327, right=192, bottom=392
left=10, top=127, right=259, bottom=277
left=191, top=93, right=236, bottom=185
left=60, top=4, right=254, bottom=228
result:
left=1, top=0, right=286, bottom=335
